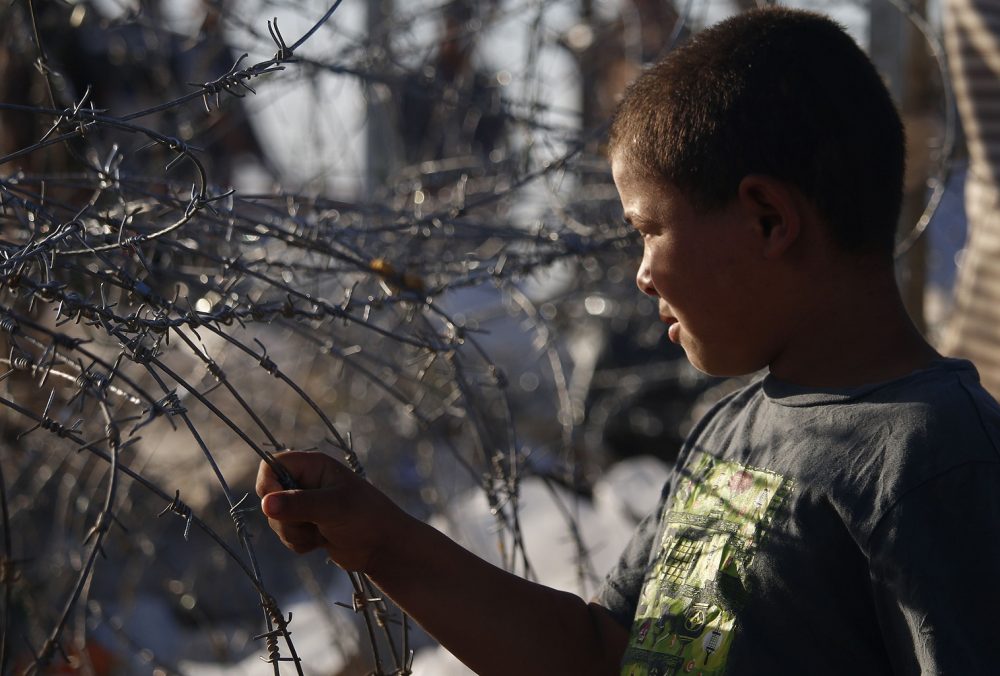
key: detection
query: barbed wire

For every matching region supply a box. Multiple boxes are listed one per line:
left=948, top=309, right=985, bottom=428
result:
left=0, top=0, right=635, bottom=671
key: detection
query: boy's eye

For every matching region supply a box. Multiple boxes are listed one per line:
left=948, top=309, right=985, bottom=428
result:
left=624, top=213, right=661, bottom=240
left=627, top=215, right=658, bottom=235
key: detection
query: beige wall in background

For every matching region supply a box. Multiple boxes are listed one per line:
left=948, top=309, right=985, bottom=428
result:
left=941, top=0, right=1000, bottom=398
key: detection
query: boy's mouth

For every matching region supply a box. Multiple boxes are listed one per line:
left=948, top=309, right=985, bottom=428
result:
left=667, top=323, right=681, bottom=344
left=660, top=313, right=681, bottom=344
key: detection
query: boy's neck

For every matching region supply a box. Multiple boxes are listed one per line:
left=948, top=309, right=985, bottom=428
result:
left=768, top=263, right=941, bottom=389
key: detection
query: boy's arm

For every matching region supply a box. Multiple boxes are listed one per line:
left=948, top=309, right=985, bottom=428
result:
left=256, top=450, right=629, bottom=676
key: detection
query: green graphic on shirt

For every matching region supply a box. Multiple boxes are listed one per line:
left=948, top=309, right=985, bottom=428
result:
left=621, top=453, right=793, bottom=676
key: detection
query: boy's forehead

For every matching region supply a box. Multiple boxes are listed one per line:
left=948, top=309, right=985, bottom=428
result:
left=612, top=155, right=679, bottom=206
left=610, top=150, right=643, bottom=182
left=611, top=151, right=675, bottom=188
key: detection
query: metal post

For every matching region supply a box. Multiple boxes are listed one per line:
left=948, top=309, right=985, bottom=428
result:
left=365, top=0, right=396, bottom=200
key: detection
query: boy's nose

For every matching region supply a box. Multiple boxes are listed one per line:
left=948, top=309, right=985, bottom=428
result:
left=636, top=253, right=657, bottom=297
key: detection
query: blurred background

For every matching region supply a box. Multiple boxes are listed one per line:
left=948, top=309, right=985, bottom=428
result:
left=0, top=0, right=993, bottom=673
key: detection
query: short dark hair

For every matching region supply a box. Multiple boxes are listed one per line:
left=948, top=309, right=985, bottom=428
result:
left=609, top=8, right=905, bottom=258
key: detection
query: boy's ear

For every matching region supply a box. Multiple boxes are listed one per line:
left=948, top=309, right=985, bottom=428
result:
left=737, top=175, right=802, bottom=259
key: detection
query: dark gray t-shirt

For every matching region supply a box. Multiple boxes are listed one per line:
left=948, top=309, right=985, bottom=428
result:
left=596, top=358, right=1000, bottom=675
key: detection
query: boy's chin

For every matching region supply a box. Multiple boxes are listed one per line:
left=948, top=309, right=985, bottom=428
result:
left=685, top=350, right=767, bottom=379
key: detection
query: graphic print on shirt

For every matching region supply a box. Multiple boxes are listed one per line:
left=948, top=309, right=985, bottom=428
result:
left=620, top=452, right=793, bottom=676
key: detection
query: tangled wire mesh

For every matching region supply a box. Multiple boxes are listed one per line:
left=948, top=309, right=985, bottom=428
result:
left=0, top=0, right=644, bottom=672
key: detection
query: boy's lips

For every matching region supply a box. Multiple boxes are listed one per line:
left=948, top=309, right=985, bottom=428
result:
left=660, top=314, right=681, bottom=344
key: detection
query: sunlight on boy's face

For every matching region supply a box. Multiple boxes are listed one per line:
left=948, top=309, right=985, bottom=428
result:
left=611, top=154, right=778, bottom=377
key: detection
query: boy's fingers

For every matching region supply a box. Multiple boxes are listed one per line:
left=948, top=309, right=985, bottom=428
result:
left=277, top=530, right=324, bottom=554
left=261, top=488, right=340, bottom=523
left=270, top=521, right=326, bottom=553
left=264, top=450, right=347, bottom=491
left=255, top=450, right=347, bottom=498
left=256, top=460, right=284, bottom=498
left=270, top=520, right=318, bottom=541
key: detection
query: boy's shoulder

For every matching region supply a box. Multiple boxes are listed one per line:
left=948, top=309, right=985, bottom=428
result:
left=604, top=363, right=1000, bottom=581
left=679, top=358, right=1000, bottom=543
left=682, top=359, right=1000, bottom=490
left=699, top=357, right=1000, bottom=455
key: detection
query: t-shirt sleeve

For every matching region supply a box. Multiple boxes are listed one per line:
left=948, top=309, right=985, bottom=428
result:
left=867, top=460, right=1000, bottom=674
left=592, top=482, right=670, bottom=629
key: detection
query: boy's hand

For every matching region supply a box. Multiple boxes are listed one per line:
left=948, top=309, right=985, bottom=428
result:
left=258, top=451, right=629, bottom=675
left=255, top=450, right=408, bottom=572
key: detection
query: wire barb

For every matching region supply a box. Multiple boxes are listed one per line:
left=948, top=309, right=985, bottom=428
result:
left=157, top=490, right=195, bottom=541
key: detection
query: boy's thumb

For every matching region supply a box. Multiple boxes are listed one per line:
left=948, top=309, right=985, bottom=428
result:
left=261, top=489, right=334, bottom=522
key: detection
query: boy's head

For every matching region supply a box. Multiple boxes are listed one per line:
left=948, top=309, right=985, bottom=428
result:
left=609, top=7, right=905, bottom=259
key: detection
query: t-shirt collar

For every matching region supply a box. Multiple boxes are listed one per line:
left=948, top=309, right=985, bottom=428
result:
left=760, top=357, right=978, bottom=407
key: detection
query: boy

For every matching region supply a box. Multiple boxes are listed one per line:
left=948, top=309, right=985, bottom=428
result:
left=257, top=8, right=1000, bottom=674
